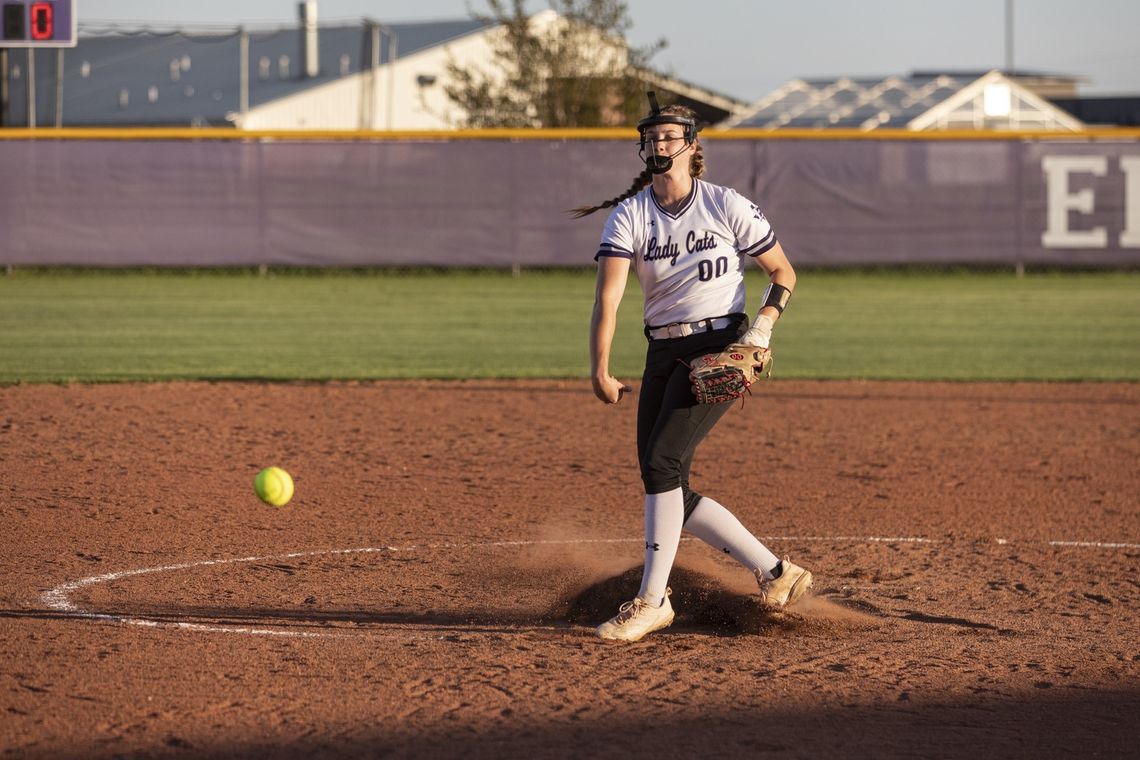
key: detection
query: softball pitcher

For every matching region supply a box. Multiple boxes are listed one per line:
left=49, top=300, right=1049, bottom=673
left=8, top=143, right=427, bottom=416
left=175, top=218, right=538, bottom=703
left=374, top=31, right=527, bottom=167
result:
left=574, top=93, right=812, bottom=642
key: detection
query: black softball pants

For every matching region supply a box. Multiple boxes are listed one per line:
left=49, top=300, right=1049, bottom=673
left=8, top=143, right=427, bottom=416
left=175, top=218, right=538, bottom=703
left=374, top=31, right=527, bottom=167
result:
left=637, top=316, right=748, bottom=521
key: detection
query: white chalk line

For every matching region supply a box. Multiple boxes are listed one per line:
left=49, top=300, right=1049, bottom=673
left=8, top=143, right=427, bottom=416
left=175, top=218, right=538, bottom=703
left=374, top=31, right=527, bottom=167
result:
left=995, top=538, right=1140, bottom=549
left=40, top=535, right=1139, bottom=639
left=1046, top=540, right=1140, bottom=549
left=41, top=540, right=644, bottom=640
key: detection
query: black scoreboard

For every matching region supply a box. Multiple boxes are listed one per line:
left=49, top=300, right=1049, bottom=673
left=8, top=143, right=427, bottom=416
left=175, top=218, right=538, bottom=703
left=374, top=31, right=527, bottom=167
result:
left=2, top=1, right=76, bottom=47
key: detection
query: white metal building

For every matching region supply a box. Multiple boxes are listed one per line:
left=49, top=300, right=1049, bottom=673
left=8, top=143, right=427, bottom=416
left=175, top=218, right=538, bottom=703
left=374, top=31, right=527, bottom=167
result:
left=1, top=7, right=744, bottom=130
left=722, top=70, right=1087, bottom=131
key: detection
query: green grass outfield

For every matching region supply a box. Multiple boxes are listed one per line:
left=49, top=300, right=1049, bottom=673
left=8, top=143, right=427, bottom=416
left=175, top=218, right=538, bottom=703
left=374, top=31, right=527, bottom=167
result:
left=0, top=269, right=1137, bottom=383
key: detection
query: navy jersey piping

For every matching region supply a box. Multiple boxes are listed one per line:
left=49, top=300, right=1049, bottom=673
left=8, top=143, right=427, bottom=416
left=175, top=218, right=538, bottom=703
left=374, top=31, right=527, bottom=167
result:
left=595, top=242, right=634, bottom=261
left=741, top=229, right=778, bottom=257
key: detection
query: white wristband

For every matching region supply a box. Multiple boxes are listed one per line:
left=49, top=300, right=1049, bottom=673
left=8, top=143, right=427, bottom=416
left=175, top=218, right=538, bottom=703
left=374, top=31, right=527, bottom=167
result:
left=738, top=314, right=774, bottom=348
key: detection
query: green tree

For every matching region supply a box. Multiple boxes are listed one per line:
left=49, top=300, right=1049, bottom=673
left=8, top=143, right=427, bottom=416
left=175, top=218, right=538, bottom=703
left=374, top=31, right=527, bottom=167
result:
left=443, top=0, right=665, bottom=127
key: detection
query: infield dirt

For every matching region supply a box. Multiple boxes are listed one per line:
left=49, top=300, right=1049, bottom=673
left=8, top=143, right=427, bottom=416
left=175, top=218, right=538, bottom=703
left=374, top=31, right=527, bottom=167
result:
left=1, top=380, right=1137, bottom=759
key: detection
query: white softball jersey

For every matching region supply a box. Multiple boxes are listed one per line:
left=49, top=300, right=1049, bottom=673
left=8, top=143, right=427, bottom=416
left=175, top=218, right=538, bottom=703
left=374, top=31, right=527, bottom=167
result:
left=594, top=179, right=778, bottom=327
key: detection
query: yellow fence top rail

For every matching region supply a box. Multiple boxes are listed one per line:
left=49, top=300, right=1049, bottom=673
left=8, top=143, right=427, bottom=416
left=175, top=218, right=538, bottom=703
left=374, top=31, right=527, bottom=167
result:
left=1, top=127, right=1139, bottom=141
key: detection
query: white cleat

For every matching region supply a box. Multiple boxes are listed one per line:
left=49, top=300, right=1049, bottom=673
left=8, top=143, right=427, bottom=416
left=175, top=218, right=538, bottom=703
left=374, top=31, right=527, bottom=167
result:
left=595, top=589, right=675, bottom=642
left=757, top=557, right=813, bottom=609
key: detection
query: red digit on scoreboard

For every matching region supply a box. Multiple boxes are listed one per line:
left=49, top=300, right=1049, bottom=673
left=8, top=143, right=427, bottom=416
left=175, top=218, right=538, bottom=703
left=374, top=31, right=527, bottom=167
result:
left=30, top=2, right=53, bottom=40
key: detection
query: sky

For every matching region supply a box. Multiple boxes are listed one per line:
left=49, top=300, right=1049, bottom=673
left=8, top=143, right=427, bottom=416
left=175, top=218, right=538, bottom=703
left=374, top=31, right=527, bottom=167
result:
left=78, top=0, right=1140, bottom=102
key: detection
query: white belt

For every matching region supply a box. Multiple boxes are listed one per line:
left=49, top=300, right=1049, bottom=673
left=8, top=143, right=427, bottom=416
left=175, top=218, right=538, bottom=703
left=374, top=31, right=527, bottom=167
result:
left=647, top=316, right=734, bottom=340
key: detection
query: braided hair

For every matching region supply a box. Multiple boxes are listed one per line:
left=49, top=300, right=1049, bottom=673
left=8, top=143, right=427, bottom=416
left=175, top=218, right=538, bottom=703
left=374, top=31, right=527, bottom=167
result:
left=570, top=105, right=706, bottom=219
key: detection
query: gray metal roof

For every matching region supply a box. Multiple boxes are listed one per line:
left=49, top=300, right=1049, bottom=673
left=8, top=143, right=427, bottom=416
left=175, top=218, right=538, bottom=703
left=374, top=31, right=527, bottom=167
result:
left=729, top=73, right=971, bottom=130
left=1, top=19, right=489, bottom=126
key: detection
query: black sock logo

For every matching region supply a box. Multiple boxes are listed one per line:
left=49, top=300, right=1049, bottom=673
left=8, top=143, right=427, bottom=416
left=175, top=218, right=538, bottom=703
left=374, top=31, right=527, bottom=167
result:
left=722, top=547, right=732, bottom=554
left=646, top=542, right=660, bottom=552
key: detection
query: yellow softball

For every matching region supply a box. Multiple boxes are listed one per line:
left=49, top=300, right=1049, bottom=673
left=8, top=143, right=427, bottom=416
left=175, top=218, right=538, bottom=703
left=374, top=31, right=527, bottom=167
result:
left=254, top=466, right=294, bottom=507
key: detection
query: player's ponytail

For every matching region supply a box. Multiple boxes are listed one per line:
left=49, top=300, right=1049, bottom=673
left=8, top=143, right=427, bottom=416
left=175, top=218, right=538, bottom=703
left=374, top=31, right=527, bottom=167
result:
left=569, top=167, right=654, bottom=219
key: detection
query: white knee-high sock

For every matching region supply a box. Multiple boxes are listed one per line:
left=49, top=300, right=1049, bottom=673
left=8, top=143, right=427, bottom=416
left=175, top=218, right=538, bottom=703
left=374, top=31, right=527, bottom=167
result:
left=636, top=488, right=684, bottom=606
left=685, top=496, right=780, bottom=578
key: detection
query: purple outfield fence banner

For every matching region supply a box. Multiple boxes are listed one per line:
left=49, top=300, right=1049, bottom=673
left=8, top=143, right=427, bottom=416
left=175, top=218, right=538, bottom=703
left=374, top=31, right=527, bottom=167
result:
left=0, top=137, right=1137, bottom=267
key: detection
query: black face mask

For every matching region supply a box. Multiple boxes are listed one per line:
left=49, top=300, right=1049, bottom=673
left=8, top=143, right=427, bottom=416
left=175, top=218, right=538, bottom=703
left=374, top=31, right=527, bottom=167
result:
left=639, top=138, right=691, bottom=174
left=636, top=92, right=699, bottom=175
